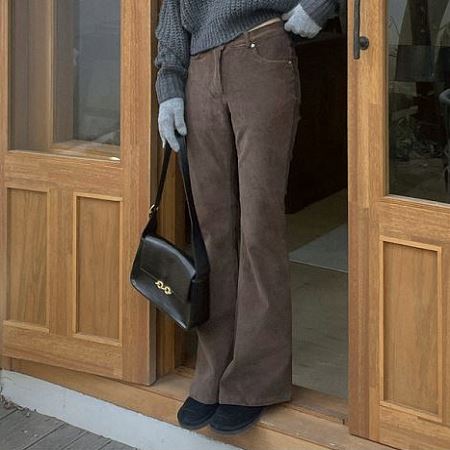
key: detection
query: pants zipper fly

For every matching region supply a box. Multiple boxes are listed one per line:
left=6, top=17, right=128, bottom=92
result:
left=211, top=45, right=225, bottom=97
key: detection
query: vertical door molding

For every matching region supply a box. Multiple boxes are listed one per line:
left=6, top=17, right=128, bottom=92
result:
left=348, top=0, right=380, bottom=438
left=0, top=0, right=11, bottom=370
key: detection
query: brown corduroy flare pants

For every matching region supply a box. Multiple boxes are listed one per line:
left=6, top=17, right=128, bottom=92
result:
left=185, top=20, right=302, bottom=406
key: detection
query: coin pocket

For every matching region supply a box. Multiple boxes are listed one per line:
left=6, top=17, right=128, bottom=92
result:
left=250, top=33, right=294, bottom=64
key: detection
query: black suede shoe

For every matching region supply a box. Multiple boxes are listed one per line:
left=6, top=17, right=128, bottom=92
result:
left=209, top=403, right=265, bottom=434
left=177, top=396, right=219, bottom=430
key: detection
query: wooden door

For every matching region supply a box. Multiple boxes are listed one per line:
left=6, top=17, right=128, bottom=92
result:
left=349, top=1, right=450, bottom=448
left=0, top=0, right=158, bottom=384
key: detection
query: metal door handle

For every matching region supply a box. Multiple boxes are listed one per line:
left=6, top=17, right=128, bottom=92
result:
left=354, top=0, right=370, bottom=59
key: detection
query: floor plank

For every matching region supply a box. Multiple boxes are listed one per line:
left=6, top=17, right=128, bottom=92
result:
left=0, top=404, right=18, bottom=420
left=0, top=409, right=62, bottom=450
left=0, top=403, right=136, bottom=450
left=26, top=423, right=86, bottom=449
left=59, top=432, right=110, bottom=450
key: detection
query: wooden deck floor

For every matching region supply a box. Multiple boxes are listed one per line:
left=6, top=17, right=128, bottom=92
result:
left=0, top=399, right=136, bottom=450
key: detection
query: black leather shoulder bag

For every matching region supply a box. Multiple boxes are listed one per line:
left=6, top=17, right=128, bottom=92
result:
left=129, top=134, right=210, bottom=330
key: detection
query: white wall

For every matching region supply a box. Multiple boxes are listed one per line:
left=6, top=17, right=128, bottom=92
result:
left=1, top=370, right=242, bottom=450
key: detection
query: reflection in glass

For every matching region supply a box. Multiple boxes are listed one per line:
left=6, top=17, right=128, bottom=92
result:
left=10, top=0, right=121, bottom=156
left=69, top=0, right=121, bottom=146
left=388, top=1, right=450, bottom=203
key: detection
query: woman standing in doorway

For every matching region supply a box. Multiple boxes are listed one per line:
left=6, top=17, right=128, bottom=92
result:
left=155, top=0, right=341, bottom=435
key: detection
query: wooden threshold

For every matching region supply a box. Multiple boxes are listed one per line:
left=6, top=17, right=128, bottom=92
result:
left=176, top=365, right=348, bottom=425
left=10, top=359, right=393, bottom=450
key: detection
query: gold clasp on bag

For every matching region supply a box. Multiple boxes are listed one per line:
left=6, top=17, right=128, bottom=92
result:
left=155, top=279, right=173, bottom=295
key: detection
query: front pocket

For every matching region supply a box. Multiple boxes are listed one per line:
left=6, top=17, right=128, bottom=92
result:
left=249, top=32, right=295, bottom=64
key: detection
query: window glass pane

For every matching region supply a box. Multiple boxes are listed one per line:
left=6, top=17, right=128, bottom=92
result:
left=388, top=1, right=450, bottom=203
left=10, top=0, right=121, bottom=156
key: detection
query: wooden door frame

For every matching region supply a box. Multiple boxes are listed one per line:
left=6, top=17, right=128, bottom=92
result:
left=0, top=0, right=7, bottom=371
left=152, top=0, right=377, bottom=434
left=120, top=0, right=158, bottom=384
left=0, top=0, right=382, bottom=438
left=152, top=1, right=192, bottom=379
left=144, top=0, right=381, bottom=435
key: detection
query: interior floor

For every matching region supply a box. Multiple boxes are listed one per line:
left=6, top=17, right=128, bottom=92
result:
left=287, top=188, right=348, bottom=399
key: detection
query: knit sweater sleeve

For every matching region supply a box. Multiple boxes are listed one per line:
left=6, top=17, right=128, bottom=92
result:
left=298, top=0, right=340, bottom=28
left=154, top=0, right=190, bottom=104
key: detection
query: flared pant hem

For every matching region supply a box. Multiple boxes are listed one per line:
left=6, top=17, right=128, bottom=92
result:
left=218, top=393, right=292, bottom=407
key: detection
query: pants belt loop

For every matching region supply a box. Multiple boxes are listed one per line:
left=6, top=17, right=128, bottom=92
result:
left=244, top=30, right=251, bottom=47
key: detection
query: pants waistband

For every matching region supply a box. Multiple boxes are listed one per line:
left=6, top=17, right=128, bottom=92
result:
left=195, top=18, right=287, bottom=60
left=248, top=16, right=282, bottom=32
left=226, top=19, right=288, bottom=49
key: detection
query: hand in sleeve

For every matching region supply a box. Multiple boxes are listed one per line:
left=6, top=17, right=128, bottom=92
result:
left=282, top=3, right=322, bottom=38
left=154, top=0, right=190, bottom=151
left=282, top=0, right=339, bottom=38
left=158, top=97, right=187, bottom=152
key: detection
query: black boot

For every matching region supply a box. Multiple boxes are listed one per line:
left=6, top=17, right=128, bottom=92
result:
left=177, top=396, right=219, bottom=430
left=209, top=404, right=265, bottom=434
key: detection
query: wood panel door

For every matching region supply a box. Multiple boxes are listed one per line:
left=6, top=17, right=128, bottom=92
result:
left=0, top=0, right=159, bottom=384
left=349, top=0, right=450, bottom=448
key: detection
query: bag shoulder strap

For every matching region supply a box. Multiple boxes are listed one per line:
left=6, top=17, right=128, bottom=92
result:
left=144, top=134, right=210, bottom=277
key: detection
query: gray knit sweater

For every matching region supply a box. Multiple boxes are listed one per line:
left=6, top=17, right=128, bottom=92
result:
left=155, top=0, right=339, bottom=104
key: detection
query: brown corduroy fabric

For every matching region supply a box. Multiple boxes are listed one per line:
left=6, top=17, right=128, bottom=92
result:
left=185, top=20, right=302, bottom=406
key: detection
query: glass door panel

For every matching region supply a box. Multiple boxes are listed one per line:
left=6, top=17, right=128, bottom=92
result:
left=388, top=0, right=450, bottom=203
left=9, top=0, right=121, bottom=159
